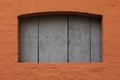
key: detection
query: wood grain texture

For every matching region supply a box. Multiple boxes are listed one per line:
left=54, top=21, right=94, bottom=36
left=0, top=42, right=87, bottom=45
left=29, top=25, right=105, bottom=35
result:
left=38, top=16, right=68, bottom=63
left=69, top=16, right=91, bottom=62
left=19, top=17, right=38, bottom=62
left=91, top=18, right=102, bottom=62
left=19, top=16, right=101, bottom=63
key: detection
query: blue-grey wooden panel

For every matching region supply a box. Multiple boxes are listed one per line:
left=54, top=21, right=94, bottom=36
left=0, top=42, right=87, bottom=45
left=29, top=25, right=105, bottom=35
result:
left=38, top=16, right=68, bottom=63
left=69, top=16, right=91, bottom=62
left=91, top=18, right=102, bottom=62
left=19, top=17, right=38, bottom=62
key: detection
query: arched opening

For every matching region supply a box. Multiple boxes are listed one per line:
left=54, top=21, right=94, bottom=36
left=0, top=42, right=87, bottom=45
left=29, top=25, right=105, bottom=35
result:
left=18, top=11, right=102, bottom=63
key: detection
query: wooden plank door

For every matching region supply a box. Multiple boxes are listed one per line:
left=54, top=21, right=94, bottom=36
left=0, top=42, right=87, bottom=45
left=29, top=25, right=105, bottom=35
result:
left=91, top=18, right=102, bottom=62
left=38, top=16, right=68, bottom=63
left=19, top=17, right=39, bottom=62
left=69, top=16, right=91, bottom=62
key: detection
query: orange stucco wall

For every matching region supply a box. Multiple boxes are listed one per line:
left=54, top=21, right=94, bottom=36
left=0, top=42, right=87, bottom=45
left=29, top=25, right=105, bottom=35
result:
left=0, top=0, right=120, bottom=80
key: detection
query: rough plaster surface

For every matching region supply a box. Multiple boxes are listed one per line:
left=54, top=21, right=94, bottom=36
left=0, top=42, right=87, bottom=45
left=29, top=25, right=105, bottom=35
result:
left=0, top=0, right=120, bottom=80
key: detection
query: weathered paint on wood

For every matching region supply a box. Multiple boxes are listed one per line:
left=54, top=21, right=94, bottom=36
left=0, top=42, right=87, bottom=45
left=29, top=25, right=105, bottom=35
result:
left=38, top=16, right=68, bottom=63
left=69, top=16, right=91, bottom=62
left=19, top=16, right=101, bottom=63
left=19, top=17, right=38, bottom=62
left=91, top=18, right=102, bottom=62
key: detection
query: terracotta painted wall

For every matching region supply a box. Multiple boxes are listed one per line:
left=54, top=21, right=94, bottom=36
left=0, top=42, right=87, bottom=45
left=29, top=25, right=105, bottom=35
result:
left=0, top=0, right=120, bottom=80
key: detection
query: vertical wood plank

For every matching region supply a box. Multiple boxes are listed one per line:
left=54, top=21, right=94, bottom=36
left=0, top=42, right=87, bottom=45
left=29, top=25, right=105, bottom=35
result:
left=19, top=17, right=38, bottom=62
left=91, top=18, right=102, bottom=62
left=38, top=16, right=67, bottom=63
left=69, top=16, right=91, bottom=62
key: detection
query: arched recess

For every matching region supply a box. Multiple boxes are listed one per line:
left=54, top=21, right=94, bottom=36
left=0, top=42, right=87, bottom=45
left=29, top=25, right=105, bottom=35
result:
left=18, top=11, right=102, bottom=63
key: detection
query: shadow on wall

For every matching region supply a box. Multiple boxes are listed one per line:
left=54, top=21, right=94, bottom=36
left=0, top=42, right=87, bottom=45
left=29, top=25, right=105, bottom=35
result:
left=18, top=11, right=102, bottom=19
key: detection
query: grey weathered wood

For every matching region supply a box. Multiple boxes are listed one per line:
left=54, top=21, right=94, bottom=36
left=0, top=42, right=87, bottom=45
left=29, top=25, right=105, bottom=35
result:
left=91, top=18, right=102, bottom=62
left=38, top=16, right=67, bottom=63
left=19, top=17, right=38, bottom=62
left=69, top=16, right=91, bottom=62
